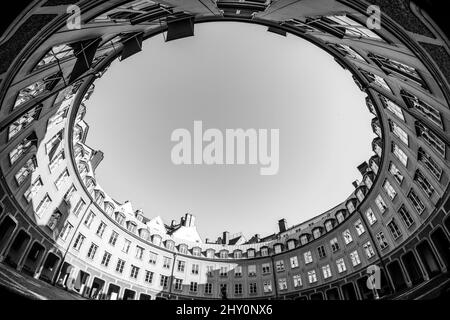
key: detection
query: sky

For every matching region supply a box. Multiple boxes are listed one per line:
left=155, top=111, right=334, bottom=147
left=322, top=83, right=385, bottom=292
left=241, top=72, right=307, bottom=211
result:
left=84, top=22, right=374, bottom=242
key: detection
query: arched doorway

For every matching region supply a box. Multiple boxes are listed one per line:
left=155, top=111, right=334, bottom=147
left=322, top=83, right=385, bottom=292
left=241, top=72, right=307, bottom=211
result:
left=107, top=283, right=120, bottom=300
left=39, top=252, right=61, bottom=283
left=357, top=276, right=373, bottom=300
left=123, top=288, right=136, bottom=300
left=139, top=293, right=152, bottom=300
left=430, top=228, right=450, bottom=268
left=325, top=288, right=340, bottom=300
left=417, top=241, right=441, bottom=277
left=90, top=277, right=106, bottom=299
left=0, top=216, right=17, bottom=255
left=341, top=282, right=358, bottom=300
left=310, top=292, right=324, bottom=300
left=22, top=242, right=45, bottom=275
left=387, top=260, right=408, bottom=292
left=55, top=262, right=73, bottom=287
left=401, top=251, right=424, bottom=285
left=4, top=229, right=31, bottom=268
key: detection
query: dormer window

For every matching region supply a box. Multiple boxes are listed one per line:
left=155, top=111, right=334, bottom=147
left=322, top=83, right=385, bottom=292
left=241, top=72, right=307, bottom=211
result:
left=219, top=250, right=228, bottom=259
left=324, top=220, right=334, bottom=232
left=193, top=247, right=201, bottom=257
left=233, top=250, right=242, bottom=259
left=346, top=199, right=357, bottom=213
left=273, top=244, right=282, bottom=254
left=336, top=210, right=345, bottom=223
left=261, top=247, right=269, bottom=256
left=104, top=203, right=114, bottom=215
left=312, top=228, right=322, bottom=239
left=166, top=240, right=174, bottom=251
left=127, top=222, right=137, bottom=233
left=247, top=249, right=255, bottom=258
left=152, top=234, right=161, bottom=246
left=299, top=234, right=309, bottom=246
left=179, top=244, right=188, bottom=254
left=115, top=213, right=125, bottom=225
left=206, top=249, right=215, bottom=258
left=287, top=240, right=296, bottom=250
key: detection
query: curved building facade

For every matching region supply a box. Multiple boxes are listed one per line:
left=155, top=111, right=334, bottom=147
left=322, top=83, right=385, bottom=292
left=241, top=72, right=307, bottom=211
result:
left=0, top=0, right=449, bottom=300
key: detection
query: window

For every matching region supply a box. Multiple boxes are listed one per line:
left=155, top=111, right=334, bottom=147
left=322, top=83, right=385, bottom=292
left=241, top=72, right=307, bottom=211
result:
left=163, top=257, right=171, bottom=269
left=10, top=136, right=34, bottom=165
left=393, top=143, right=408, bottom=167
left=24, top=177, right=43, bottom=202
left=343, top=229, right=353, bottom=244
left=73, top=199, right=86, bottom=217
left=362, top=71, right=392, bottom=93
left=380, top=95, right=404, bottom=121
left=326, top=15, right=383, bottom=40
left=49, top=150, right=65, bottom=172
left=15, top=157, right=36, bottom=185
left=177, top=260, right=185, bottom=272
left=402, top=91, right=443, bottom=128
left=73, top=233, right=85, bottom=251
left=116, top=259, right=125, bottom=274
left=47, top=106, right=69, bottom=130
left=388, top=219, right=402, bottom=240
left=332, top=43, right=366, bottom=61
left=278, top=278, right=288, bottom=291
left=234, top=265, right=242, bottom=277
left=308, top=270, right=317, bottom=283
left=336, top=258, right=347, bottom=273
left=260, top=247, right=269, bottom=256
left=350, top=250, right=361, bottom=266
left=262, top=263, right=271, bottom=274
left=418, top=148, right=442, bottom=181
left=179, top=245, right=188, bottom=255
left=205, top=283, right=213, bottom=295
left=304, top=251, right=313, bottom=264
left=121, top=239, right=131, bottom=253
left=247, top=249, right=255, bottom=258
left=191, top=264, right=199, bottom=275
left=220, top=266, right=228, bottom=277
left=45, top=130, right=63, bottom=155
left=363, top=241, right=375, bottom=258
left=414, top=169, right=435, bottom=198
left=13, top=72, right=62, bottom=109
left=330, top=238, right=340, bottom=252
left=87, top=243, right=98, bottom=259
left=84, top=211, right=95, bottom=228
left=249, top=282, right=257, bottom=294
left=275, top=260, right=285, bottom=272
left=55, top=169, right=69, bottom=190
left=189, top=282, right=198, bottom=293
left=206, top=265, right=214, bottom=277
left=366, top=208, right=377, bottom=225
left=149, top=252, right=158, bottom=264
left=408, top=189, right=425, bottom=214
left=389, top=162, right=404, bottom=184
left=383, top=179, right=397, bottom=200
left=36, top=194, right=51, bottom=218
left=101, top=251, right=111, bottom=267
left=398, top=205, right=415, bottom=228
left=109, top=231, right=119, bottom=246
left=370, top=53, right=425, bottom=87
left=376, top=232, right=389, bottom=249
left=313, top=228, right=322, bottom=239
left=293, top=274, right=302, bottom=287
left=234, top=283, right=243, bottom=295
left=8, top=106, right=41, bottom=140
left=174, top=279, right=182, bottom=291
left=64, top=184, right=76, bottom=204
left=145, top=270, right=154, bottom=283
left=59, top=221, right=73, bottom=241
left=416, top=122, right=446, bottom=158
left=115, top=213, right=125, bottom=225
left=130, top=265, right=139, bottom=279
left=219, top=250, right=228, bottom=259
left=35, top=43, right=75, bottom=69
left=322, top=265, right=332, bottom=279
left=263, top=280, right=272, bottom=293
left=300, top=234, right=309, bottom=245
left=135, top=246, right=144, bottom=260
left=390, top=120, right=409, bottom=146
left=248, top=264, right=257, bottom=277
left=127, top=222, right=137, bottom=234
left=375, top=194, right=387, bottom=213
left=287, top=240, right=296, bottom=250
left=290, top=256, right=299, bottom=268
left=234, top=250, right=242, bottom=258
left=317, top=246, right=326, bottom=258
left=274, top=244, right=282, bottom=254
left=354, top=219, right=365, bottom=236
left=160, top=275, right=169, bottom=289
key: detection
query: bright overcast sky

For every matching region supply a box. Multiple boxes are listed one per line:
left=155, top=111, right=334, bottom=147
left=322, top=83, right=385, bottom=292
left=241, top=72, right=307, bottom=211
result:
left=84, top=22, right=374, bottom=242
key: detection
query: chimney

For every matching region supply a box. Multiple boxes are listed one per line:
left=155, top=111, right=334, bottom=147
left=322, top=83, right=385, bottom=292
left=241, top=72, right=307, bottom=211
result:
left=222, top=231, right=230, bottom=245
left=171, top=220, right=177, bottom=227
left=278, top=219, right=287, bottom=233
left=205, top=238, right=210, bottom=243
left=90, top=150, right=104, bottom=171
left=357, top=162, right=369, bottom=175
left=182, top=213, right=194, bottom=227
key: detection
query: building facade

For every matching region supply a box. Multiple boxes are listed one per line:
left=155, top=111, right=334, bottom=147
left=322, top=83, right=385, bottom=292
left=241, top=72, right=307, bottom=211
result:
left=0, top=0, right=449, bottom=300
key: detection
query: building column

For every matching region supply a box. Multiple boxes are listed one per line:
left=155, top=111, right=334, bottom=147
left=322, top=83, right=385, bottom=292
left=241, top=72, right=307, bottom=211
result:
left=413, top=248, right=430, bottom=281
left=398, top=258, right=413, bottom=288
left=15, top=240, right=33, bottom=272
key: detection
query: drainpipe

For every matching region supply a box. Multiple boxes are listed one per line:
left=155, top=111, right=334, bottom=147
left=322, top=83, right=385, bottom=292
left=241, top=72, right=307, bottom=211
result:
left=357, top=209, right=395, bottom=297
left=53, top=198, right=93, bottom=288
left=168, top=252, right=177, bottom=298
left=269, top=255, right=279, bottom=299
